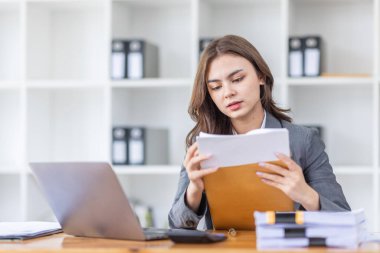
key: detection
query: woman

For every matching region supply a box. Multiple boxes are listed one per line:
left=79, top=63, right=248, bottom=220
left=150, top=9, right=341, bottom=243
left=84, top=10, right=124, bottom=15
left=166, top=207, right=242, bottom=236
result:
left=168, top=35, right=350, bottom=230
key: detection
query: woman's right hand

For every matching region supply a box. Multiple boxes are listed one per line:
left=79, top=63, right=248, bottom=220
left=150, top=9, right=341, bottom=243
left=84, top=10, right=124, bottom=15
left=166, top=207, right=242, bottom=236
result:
left=184, top=142, right=218, bottom=212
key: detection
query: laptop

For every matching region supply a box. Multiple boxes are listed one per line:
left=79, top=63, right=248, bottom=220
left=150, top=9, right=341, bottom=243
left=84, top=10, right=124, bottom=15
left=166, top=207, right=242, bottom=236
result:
left=29, top=162, right=169, bottom=241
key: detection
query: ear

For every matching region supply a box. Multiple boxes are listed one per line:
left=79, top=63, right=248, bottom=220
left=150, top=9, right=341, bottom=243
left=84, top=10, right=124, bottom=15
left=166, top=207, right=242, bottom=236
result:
left=258, top=76, right=265, bottom=86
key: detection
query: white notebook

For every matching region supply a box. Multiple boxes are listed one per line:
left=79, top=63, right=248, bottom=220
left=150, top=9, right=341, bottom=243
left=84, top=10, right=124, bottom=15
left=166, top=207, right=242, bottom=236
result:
left=0, top=222, right=62, bottom=240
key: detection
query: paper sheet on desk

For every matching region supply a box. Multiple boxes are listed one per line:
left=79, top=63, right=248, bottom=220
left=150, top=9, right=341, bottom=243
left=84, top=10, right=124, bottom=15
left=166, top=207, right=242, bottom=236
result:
left=197, top=128, right=290, bottom=169
left=0, top=222, right=62, bottom=240
left=364, top=232, right=380, bottom=243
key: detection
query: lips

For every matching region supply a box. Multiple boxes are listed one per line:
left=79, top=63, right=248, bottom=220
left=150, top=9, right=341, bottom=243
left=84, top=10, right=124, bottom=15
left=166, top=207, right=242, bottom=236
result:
left=227, top=101, right=242, bottom=107
left=227, top=101, right=242, bottom=111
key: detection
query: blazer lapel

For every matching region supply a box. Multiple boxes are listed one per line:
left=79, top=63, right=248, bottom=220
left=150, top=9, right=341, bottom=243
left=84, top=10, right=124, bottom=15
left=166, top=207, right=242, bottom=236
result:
left=265, top=111, right=283, bottom=129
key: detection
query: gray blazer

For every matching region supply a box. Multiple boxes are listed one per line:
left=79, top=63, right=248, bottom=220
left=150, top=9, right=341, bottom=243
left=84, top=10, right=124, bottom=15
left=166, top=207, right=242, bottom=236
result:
left=168, top=112, right=351, bottom=229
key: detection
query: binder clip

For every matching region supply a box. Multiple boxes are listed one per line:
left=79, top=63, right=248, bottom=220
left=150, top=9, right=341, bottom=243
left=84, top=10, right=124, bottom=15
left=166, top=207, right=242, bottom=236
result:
left=228, top=228, right=237, bottom=237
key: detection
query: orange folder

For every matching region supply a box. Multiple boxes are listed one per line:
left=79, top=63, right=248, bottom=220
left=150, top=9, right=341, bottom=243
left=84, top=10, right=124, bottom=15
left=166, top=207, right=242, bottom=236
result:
left=203, top=160, right=294, bottom=230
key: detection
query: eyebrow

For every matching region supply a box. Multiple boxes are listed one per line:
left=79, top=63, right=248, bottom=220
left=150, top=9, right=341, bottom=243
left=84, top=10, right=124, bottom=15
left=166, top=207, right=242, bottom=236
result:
left=207, top=69, right=244, bottom=84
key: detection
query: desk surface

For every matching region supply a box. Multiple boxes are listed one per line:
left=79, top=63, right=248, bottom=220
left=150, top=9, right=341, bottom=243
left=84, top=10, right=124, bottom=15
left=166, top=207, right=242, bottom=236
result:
left=0, top=231, right=379, bottom=253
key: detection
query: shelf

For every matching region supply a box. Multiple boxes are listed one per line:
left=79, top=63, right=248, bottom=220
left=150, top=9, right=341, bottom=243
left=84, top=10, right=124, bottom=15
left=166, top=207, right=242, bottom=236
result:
left=199, top=0, right=282, bottom=77
left=0, top=90, right=22, bottom=167
left=333, top=166, right=374, bottom=175
left=26, top=0, right=107, bottom=80
left=334, top=171, right=375, bottom=230
left=26, top=80, right=107, bottom=89
left=26, top=174, right=56, bottom=221
left=27, top=88, right=108, bottom=162
left=0, top=81, right=22, bottom=89
left=0, top=1, right=21, bottom=81
left=112, top=88, right=192, bottom=165
left=113, top=165, right=180, bottom=175
left=0, top=174, right=22, bottom=221
left=289, top=0, right=373, bottom=75
left=112, top=0, right=192, bottom=78
left=0, top=164, right=22, bottom=175
left=287, top=77, right=374, bottom=86
left=288, top=85, right=373, bottom=166
left=111, top=78, right=192, bottom=88
left=112, top=0, right=190, bottom=7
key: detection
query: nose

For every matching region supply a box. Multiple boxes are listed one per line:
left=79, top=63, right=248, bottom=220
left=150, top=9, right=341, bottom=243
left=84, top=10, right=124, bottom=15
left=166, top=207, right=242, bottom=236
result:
left=224, top=83, right=236, bottom=99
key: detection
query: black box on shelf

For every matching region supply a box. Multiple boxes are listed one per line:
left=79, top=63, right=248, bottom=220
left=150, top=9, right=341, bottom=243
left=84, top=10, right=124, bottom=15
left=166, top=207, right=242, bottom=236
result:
left=199, top=38, right=214, bottom=58
left=111, top=39, right=159, bottom=80
left=112, top=127, right=168, bottom=165
left=303, top=36, right=321, bottom=77
left=288, top=36, right=322, bottom=77
left=111, top=40, right=128, bottom=80
left=288, top=36, right=305, bottom=77
left=112, top=127, right=129, bottom=165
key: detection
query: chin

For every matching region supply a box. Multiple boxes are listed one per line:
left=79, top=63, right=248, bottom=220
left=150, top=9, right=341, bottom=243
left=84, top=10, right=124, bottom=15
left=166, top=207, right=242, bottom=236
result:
left=228, top=111, right=246, bottom=120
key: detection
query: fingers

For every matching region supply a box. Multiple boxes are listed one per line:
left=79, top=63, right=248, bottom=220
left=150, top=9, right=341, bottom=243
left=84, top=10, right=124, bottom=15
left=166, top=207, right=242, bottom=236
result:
left=189, top=167, right=219, bottom=181
left=258, top=162, right=289, bottom=177
left=260, top=177, right=283, bottom=190
left=256, top=171, right=285, bottom=185
left=184, top=141, right=218, bottom=185
left=184, top=142, right=198, bottom=166
left=275, top=152, right=300, bottom=171
left=258, top=154, right=308, bottom=204
left=186, top=154, right=211, bottom=172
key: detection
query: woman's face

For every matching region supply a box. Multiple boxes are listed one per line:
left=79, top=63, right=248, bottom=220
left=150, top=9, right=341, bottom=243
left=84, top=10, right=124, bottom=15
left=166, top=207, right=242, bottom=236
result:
left=206, top=54, right=264, bottom=123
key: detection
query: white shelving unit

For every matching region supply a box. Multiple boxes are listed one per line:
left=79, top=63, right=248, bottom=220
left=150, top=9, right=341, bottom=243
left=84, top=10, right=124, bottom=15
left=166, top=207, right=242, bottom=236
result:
left=26, top=87, right=108, bottom=162
left=26, top=0, right=108, bottom=80
left=0, top=1, right=21, bottom=81
left=0, top=0, right=379, bottom=231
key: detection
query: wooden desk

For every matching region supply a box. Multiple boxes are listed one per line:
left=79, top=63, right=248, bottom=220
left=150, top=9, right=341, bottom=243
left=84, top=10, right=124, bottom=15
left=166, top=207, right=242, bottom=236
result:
left=0, top=231, right=378, bottom=253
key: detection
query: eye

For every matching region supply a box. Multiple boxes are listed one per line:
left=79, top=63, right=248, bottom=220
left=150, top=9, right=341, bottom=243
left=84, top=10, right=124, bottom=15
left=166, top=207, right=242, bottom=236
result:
left=232, top=76, right=244, bottom=83
left=210, top=85, right=221, bottom=91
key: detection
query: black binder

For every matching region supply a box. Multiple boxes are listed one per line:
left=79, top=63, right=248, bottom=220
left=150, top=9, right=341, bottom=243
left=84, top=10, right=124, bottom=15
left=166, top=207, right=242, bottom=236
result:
left=128, top=127, right=145, bottom=165
left=111, top=40, right=128, bottom=79
left=288, top=37, right=304, bottom=77
left=112, top=127, right=169, bottom=165
left=303, top=36, right=321, bottom=77
left=126, top=40, right=159, bottom=79
left=111, top=39, right=159, bottom=79
left=112, top=127, right=129, bottom=165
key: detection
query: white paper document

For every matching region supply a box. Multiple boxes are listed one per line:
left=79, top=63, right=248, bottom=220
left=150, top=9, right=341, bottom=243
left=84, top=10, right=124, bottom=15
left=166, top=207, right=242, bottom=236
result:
left=254, top=208, right=366, bottom=226
left=0, top=222, right=62, bottom=240
left=257, top=235, right=360, bottom=249
left=197, top=128, right=290, bottom=169
left=256, top=221, right=366, bottom=239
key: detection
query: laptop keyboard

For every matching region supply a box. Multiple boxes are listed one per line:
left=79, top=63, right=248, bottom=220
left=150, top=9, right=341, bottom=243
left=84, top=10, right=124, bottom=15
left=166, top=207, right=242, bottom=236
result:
left=143, top=228, right=169, bottom=240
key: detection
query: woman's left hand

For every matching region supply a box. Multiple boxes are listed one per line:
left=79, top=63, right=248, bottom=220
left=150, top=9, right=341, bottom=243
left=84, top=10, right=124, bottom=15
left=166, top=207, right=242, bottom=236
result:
left=256, top=152, right=320, bottom=211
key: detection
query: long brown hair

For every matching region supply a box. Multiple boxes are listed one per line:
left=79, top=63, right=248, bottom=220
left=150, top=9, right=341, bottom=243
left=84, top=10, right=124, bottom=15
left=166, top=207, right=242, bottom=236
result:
left=186, top=35, right=291, bottom=147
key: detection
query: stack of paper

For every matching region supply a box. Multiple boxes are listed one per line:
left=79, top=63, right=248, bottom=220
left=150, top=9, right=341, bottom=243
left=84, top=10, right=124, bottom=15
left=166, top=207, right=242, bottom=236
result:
left=0, top=222, right=62, bottom=240
left=254, top=209, right=367, bottom=249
